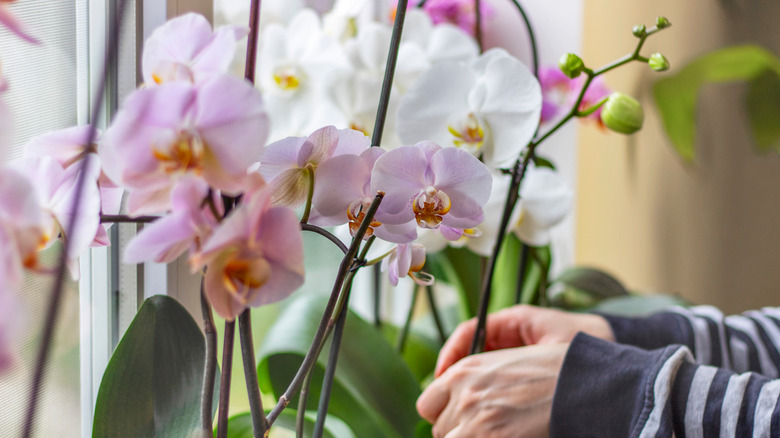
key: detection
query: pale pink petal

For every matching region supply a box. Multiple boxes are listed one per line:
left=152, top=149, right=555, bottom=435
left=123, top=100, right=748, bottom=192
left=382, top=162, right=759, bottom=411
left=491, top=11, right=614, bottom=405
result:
left=250, top=206, right=305, bottom=306
left=204, top=251, right=247, bottom=320
left=190, top=25, right=250, bottom=82
left=430, top=147, right=492, bottom=222
left=24, top=125, right=97, bottom=166
left=370, top=145, right=430, bottom=224
left=142, top=12, right=214, bottom=84
left=124, top=214, right=193, bottom=264
left=312, top=154, right=370, bottom=221
left=126, top=187, right=174, bottom=216
left=194, top=75, right=269, bottom=191
left=299, top=125, right=338, bottom=166
left=372, top=221, right=417, bottom=244
left=333, top=128, right=371, bottom=156
left=258, top=136, right=307, bottom=181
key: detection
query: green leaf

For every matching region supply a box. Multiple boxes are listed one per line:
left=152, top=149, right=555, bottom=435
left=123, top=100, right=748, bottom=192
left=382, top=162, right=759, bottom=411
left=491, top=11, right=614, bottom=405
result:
left=380, top=324, right=439, bottom=384
left=489, top=234, right=522, bottom=312
left=224, top=410, right=354, bottom=438
left=746, top=70, right=780, bottom=152
left=532, top=155, right=556, bottom=170
left=552, top=267, right=628, bottom=299
left=426, top=247, right=485, bottom=318
left=257, top=294, right=422, bottom=438
left=653, top=45, right=780, bottom=163
left=93, top=295, right=216, bottom=437
left=592, top=294, right=689, bottom=317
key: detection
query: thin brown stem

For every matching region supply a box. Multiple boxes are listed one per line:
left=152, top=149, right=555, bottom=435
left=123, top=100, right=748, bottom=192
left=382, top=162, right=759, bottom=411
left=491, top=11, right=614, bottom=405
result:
left=239, top=309, right=269, bottom=437
left=200, top=280, right=218, bottom=432
left=244, top=0, right=262, bottom=84
left=22, top=1, right=129, bottom=436
left=216, top=320, right=236, bottom=438
left=266, top=192, right=384, bottom=426
left=100, top=214, right=160, bottom=224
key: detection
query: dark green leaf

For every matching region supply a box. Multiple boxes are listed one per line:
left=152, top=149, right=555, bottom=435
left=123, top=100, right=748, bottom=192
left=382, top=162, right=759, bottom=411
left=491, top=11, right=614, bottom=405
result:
left=653, top=45, right=780, bottom=162
left=414, top=421, right=434, bottom=438
left=746, top=70, right=780, bottom=152
left=381, top=324, right=439, bottom=383
left=532, top=155, right=556, bottom=170
left=552, top=267, right=628, bottom=299
left=257, top=294, right=422, bottom=438
left=426, top=247, right=485, bottom=318
left=489, top=234, right=522, bottom=312
left=592, top=294, right=689, bottom=317
left=93, top=295, right=216, bottom=437
left=224, top=410, right=354, bottom=438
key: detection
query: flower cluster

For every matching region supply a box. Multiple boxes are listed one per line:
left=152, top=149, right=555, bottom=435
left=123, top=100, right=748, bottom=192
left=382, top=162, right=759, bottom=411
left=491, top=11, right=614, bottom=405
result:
left=1, top=7, right=575, bottom=323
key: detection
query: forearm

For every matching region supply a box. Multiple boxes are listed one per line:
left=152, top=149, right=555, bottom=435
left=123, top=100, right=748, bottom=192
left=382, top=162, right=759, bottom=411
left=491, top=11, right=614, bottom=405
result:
left=552, top=333, right=780, bottom=437
left=602, top=306, right=780, bottom=375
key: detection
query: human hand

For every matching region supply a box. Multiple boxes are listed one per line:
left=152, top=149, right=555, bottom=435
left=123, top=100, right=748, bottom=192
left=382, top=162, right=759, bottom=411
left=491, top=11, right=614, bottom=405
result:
left=417, top=343, right=568, bottom=438
left=435, top=305, right=613, bottom=377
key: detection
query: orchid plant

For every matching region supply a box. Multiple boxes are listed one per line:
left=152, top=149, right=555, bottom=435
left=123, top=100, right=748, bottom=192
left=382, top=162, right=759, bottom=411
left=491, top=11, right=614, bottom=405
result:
left=0, top=0, right=673, bottom=437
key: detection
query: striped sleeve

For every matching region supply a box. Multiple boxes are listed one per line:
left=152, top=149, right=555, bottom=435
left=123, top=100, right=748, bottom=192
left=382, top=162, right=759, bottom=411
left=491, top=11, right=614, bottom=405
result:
left=602, top=306, right=780, bottom=376
left=550, top=333, right=780, bottom=437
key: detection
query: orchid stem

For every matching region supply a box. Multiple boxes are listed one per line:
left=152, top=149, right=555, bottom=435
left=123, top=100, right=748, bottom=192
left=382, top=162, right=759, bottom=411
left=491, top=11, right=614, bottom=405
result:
left=425, top=285, right=447, bottom=343
left=371, top=0, right=409, bottom=147
left=468, top=19, right=671, bottom=355
left=300, top=167, right=315, bottom=224
left=312, top=273, right=356, bottom=438
left=244, top=0, right=262, bottom=84
left=507, top=0, right=539, bottom=78
left=266, top=192, right=384, bottom=426
left=239, top=309, right=269, bottom=438
left=21, top=1, right=129, bottom=436
left=397, top=286, right=419, bottom=353
left=200, top=279, right=218, bottom=432
left=514, top=243, right=530, bottom=304
left=216, top=320, right=236, bottom=438
left=475, top=0, right=483, bottom=52
left=100, top=214, right=159, bottom=224
left=301, top=223, right=348, bottom=254
left=372, top=265, right=382, bottom=328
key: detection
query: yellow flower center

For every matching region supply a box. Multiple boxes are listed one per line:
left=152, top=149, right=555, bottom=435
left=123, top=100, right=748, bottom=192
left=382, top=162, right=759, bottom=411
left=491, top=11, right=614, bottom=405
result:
left=447, top=113, right=485, bottom=155
left=222, top=256, right=271, bottom=303
left=412, top=186, right=451, bottom=229
left=272, top=65, right=304, bottom=91
left=152, top=131, right=205, bottom=175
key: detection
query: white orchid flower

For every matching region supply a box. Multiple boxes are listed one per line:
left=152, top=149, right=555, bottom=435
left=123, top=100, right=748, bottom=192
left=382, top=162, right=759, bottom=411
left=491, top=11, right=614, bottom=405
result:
left=258, top=8, right=351, bottom=140
left=397, top=48, right=541, bottom=169
left=465, top=167, right=573, bottom=256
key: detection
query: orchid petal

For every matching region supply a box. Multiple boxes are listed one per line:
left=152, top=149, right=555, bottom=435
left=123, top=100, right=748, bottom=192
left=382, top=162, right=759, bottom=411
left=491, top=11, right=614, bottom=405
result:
left=370, top=145, right=430, bottom=224
left=430, top=147, right=492, bottom=223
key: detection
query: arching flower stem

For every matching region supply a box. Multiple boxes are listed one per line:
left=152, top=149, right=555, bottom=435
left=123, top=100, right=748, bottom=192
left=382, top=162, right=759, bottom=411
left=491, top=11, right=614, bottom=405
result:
left=239, top=309, right=269, bottom=438
left=266, top=192, right=384, bottom=426
left=469, top=22, right=672, bottom=355
left=397, top=285, right=420, bottom=353
left=299, top=166, right=315, bottom=224
left=200, top=278, right=218, bottom=432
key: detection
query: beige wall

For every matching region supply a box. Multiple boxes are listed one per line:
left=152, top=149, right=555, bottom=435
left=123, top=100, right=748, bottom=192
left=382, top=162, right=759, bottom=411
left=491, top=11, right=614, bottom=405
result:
left=576, top=0, right=780, bottom=313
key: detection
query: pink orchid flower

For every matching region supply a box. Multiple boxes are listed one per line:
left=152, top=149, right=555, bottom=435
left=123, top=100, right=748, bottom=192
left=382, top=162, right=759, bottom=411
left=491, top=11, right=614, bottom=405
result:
left=0, top=165, right=54, bottom=288
left=142, top=12, right=248, bottom=85
left=124, top=177, right=223, bottom=265
left=100, top=74, right=269, bottom=215
left=0, top=0, right=39, bottom=44
left=310, top=147, right=417, bottom=243
left=381, top=243, right=433, bottom=286
left=417, top=0, right=493, bottom=37
left=192, top=176, right=304, bottom=320
left=370, top=141, right=492, bottom=241
left=10, top=156, right=102, bottom=279
left=24, top=125, right=123, bottom=246
left=258, top=126, right=369, bottom=207
left=539, top=67, right=573, bottom=125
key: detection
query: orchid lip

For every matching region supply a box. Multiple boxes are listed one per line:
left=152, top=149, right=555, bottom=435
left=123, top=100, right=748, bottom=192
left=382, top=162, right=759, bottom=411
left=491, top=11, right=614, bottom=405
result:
left=272, top=64, right=305, bottom=91
left=347, top=198, right=382, bottom=239
left=447, top=113, right=486, bottom=155
left=412, top=186, right=451, bottom=229
left=222, top=255, right=271, bottom=302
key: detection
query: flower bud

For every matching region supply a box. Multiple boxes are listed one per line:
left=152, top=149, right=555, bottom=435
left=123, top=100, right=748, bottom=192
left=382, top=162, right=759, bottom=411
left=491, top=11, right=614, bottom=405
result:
left=648, top=53, right=670, bottom=72
left=558, top=53, right=585, bottom=79
left=600, top=92, right=644, bottom=134
left=656, top=16, right=671, bottom=29
left=632, top=24, right=647, bottom=38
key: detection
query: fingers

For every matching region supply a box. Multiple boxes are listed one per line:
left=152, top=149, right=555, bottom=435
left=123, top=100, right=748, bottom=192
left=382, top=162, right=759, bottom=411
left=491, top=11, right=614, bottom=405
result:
left=434, top=318, right=477, bottom=377
left=416, top=374, right=451, bottom=424
left=435, top=306, right=533, bottom=377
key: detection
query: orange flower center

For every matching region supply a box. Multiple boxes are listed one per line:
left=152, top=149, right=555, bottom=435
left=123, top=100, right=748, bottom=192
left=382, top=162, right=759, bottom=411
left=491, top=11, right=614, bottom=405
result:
left=153, top=131, right=205, bottom=175
left=412, top=186, right=451, bottom=229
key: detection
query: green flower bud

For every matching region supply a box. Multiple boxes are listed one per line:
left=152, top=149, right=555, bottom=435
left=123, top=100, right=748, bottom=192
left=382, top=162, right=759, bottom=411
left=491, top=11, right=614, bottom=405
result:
left=648, top=53, right=670, bottom=72
left=600, top=92, right=644, bottom=135
left=632, top=24, right=647, bottom=38
left=656, top=16, right=671, bottom=29
left=558, top=53, right=584, bottom=79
